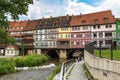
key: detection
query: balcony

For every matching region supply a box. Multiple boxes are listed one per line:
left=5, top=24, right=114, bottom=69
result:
left=23, top=39, right=34, bottom=43
left=24, top=45, right=34, bottom=49
left=22, top=33, right=33, bottom=37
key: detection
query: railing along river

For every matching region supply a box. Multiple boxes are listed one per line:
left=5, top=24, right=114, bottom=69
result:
left=59, top=59, right=74, bottom=80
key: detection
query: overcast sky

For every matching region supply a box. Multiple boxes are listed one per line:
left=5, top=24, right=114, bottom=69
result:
left=19, top=0, right=120, bottom=20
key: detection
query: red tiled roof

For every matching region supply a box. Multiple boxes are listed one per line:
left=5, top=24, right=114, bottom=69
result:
left=24, top=20, right=39, bottom=31
left=9, top=21, right=28, bottom=32
left=70, top=10, right=115, bottom=26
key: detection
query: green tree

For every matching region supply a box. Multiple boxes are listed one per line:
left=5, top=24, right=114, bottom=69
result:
left=0, top=0, right=33, bottom=44
left=0, top=0, right=33, bottom=28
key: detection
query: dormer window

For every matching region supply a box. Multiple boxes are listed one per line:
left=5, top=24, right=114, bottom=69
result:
left=82, top=20, right=86, bottom=24
left=21, top=27, right=23, bottom=30
left=94, top=19, right=98, bottom=23
left=104, top=18, right=108, bottom=22
left=17, top=27, right=19, bottom=30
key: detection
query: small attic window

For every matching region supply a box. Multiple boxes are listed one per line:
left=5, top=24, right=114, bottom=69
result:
left=21, top=27, right=23, bottom=29
left=104, top=18, right=108, bottom=22
left=82, top=20, right=86, bottom=24
left=94, top=19, right=98, bottom=23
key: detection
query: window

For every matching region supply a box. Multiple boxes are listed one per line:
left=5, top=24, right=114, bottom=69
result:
left=61, top=34, right=62, bottom=38
left=94, top=33, right=97, bottom=37
left=83, top=26, right=88, bottom=30
left=106, top=24, right=112, bottom=28
left=76, top=42, right=79, bottom=45
left=99, top=41, right=103, bottom=45
left=118, top=25, right=120, bottom=30
left=105, top=32, right=112, bottom=37
left=78, top=34, right=82, bottom=37
left=71, top=42, right=74, bottom=46
left=104, top=18, right=108, bottom=22
left=94, top=41, right=97, bottom=45
left=85, top=33, right=90, bottom=37
left=118, top=33, right=120, bottom=38
left=99, top=33, right=103, bottom=37
left=94, top=19, right=98, bottom=23
left=105, top=40, right=111, bottom=44
left=98, top=25, right=100, bottom=29
left=61, top=28, right=68, bottom=31
left=82, top=20, right=86, bottom=24
left=93, top=25, right=100, bottom=29
left=36, top=43, right=38, bottom=46
left=71, top=34, right=74, bottom=37
left=75, top=27, right=77, bottom=30
left=72, top=27, right=74, bottom=31
left=78, top=27, right=80, bottom=30
left=118, top=41, right=120, bottom=45
left=93, top=26, right=96, bottom=29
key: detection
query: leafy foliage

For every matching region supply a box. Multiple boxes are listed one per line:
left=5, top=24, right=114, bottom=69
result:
left=0, top=29, right=16, bottom=44
left=0, top=0, right=33, bottom=44
left=0, top=58, right=15, bottom=74
left=13, top=54, right=50, bottom=67
left=0, top=0, right=33, bottom=27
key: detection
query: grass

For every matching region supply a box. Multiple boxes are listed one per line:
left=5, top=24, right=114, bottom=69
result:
left=47, top=65, right=61, bottom=80
left=94, top=50, right=120, bottom=61
left=66, top=64, right=75, bottom=80
left=83, top=63, right=98, bottom=80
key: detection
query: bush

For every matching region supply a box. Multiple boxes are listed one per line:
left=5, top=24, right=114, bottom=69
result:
left=0, top=54, right=50, bottom=75
left=0, top=58, right=15, bottom=74
left=14, top=54, right=50, bottom=67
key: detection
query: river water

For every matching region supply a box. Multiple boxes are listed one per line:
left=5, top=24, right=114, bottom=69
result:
left=0, top=58, right=66, bottom=80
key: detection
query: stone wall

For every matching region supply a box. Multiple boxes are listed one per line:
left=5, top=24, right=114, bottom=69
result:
left=84, top=50, right=120, bottom=80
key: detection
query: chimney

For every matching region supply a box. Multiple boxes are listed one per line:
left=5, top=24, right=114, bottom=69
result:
left=80, top=13, right=82, bottom=17
left=50, top=16, right=52, bottom=18
left=72, top=14, right=74, bottom=16
left=66, top=14, right=69, bottom=20
left=42, top=17, right=44, bottom=19
left=59, top=16, right=62, bottom=20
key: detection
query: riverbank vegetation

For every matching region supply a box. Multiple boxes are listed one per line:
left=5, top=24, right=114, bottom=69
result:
left=94, top=50, right=120, bottom=60
left=83, top=64, right=98, bottom=80
left=0, top=54, right=50, bottom=74
left=0, top=58, right=15, bottom=74
left=13, top=54, right=50, bottom=67
left=47, top=65, right=61, bottom=80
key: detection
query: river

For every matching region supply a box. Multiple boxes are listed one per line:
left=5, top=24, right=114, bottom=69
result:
left=0, top=58, right=66, bottom=80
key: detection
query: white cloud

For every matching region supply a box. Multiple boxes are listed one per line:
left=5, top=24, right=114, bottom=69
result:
left=20, top=0, right=120, bottom=20
left=65, top=0, right=120, bottom=18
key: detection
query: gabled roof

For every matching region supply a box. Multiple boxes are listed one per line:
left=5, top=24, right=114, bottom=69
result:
left=9, top=21, right=28, bottom=32
left=70, top=10, right=115, bottom=26
left=5, top=45, right=19, bottom=50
